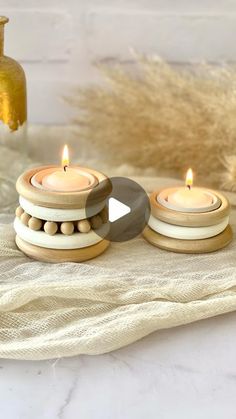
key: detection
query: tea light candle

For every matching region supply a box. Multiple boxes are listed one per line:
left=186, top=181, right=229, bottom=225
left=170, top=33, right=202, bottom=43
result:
left=168, top=168, right=213, bottom=209
left=157, top=168, right=221, bottom=213
left=41, top=145, right=91, bottom=192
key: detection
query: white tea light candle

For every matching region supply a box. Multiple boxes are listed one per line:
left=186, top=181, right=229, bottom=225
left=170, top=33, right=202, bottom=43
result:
left=42, top=167, right=90, bottom=192
left=168, top=168, right=212, bottom=208
left=33, top=145, right=95, bottom=192
left=158, top=169, right=220, bottom=213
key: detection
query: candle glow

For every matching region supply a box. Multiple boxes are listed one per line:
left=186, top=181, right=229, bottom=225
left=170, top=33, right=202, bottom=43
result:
left=62, top=144, right=69, bottom=170
left=167, top=168, right=213, bottom=210
left=186, top=168, right=193, bottom=189
left=41, top=145, right=91, bottom=192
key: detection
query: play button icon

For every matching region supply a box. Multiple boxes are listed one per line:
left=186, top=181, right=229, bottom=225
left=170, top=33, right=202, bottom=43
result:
left=108, top=197, right=131, bottom=222
left=85, top=177, right=150, bottom=242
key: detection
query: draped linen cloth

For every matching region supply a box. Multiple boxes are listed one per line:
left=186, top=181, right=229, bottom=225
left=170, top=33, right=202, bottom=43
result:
left=0, top=177, right=235, bottom=360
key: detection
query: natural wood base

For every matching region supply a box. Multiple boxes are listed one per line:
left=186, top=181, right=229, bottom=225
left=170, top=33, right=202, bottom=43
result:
left=16, top=235, right=110, bottom=263
left=143, top=225, right=233, bottom=254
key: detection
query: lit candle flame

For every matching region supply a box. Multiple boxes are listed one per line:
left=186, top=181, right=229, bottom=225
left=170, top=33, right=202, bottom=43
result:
left=62, top=144, right=69, bottom=171
left=185, top=168, right=193, bottom=189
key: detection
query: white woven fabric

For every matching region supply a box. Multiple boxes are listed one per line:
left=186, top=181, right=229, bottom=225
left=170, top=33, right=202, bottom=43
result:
left=0, top=177, right=236, bottom=360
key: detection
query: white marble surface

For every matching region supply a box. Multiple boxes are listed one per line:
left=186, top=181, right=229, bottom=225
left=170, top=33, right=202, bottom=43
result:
left=1, top=311, right=236, bottom=419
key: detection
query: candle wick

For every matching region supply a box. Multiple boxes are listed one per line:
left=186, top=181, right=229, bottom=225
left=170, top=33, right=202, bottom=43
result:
left=63, top=165, right=68, bottom=172
left=187, top=184, right=191, bottom=190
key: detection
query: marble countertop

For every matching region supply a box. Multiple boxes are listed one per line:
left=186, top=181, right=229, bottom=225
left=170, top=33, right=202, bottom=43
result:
left=1, top=311, right=236, bottom=419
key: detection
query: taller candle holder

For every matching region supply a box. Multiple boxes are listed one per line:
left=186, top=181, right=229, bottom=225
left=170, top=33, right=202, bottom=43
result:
left=14, top=166, right=112, bottom=262
left=143, top=187, right=233, bottom=254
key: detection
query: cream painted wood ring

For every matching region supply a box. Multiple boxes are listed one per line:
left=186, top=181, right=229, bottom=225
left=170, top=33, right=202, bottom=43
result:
left=16, top=166, right=112, bottom=209
left=19, top=196, right=106, bottom=222
left=14, top=217, right=109, bottom=250
left=16, top=235, right=110, bottom=263
left=150, top=189, right=230, bottom=227
left=148, top=214, right=229, bottom=240
left=143, top=225, right=233, bottom=254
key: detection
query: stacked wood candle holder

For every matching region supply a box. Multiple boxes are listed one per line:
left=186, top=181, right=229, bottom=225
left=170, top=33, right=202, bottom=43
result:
left=143, top=188, right=233, bottom=254
left=14, top=166, right=112, bottom=262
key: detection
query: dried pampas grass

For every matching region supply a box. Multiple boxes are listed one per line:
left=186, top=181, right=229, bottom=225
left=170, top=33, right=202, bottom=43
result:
left=221, top=155, right=236, bottom=192
left=69, top=55, right=236, bottom=189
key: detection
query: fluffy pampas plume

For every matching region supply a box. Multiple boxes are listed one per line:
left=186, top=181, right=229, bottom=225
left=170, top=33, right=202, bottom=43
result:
left=69, top=55, right=236, bottom=189
left=222, top=155, right=236, bottom=191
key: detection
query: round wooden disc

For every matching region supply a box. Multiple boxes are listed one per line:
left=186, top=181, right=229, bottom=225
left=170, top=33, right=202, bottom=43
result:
left=16, top=235, right=110, bottom=263
left=16, top=166, right=112, bottom=209
left=150, top=189, right=230, bottom=227
left=143, top=224, right=233, bottom=254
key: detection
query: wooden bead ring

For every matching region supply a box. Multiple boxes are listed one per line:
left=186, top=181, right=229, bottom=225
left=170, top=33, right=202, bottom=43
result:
left=150, top=189, right=230, bottom=227
left=14, top=217, right=109, bottom=250
left=148, top=214, right=229, bottom=240
left=16, top=166, right=112, bottom=209
left=19, top=196, right=106, bottom=222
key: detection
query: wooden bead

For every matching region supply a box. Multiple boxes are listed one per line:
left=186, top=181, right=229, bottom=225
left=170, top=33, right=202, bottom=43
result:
left=28, top=217, right=43, bottom=231
left=60, top=222, right=74, bottom=235
left=44, top=221, right=58, bottom=235
left=100, top=207, right=108, bottom=223
left=77, top=219, right=91, bottom=233
left=90, top=215, right=103, bottom=230
left=20, top=212, right=31, bottom=226
left=15, top=206, right=24, bottom=218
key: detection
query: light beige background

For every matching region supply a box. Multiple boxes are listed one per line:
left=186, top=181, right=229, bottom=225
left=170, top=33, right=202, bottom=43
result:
left=2, top=0, right=236, bottom=124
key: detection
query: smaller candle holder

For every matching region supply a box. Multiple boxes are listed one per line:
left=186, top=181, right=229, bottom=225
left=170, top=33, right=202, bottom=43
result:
left=14, top=166, right=112, bottom=262
left=143, top=187, right=233, bottom=254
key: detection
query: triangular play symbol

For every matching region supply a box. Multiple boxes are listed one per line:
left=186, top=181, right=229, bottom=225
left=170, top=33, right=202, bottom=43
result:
left=108, top=197, right=131, bottom=223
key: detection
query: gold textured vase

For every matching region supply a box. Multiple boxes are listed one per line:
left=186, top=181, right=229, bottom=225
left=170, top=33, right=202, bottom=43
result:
left=0, top=16, right=27, bottom=211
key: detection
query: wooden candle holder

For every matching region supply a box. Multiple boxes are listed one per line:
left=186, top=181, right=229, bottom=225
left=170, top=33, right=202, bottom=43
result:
left=143, top=189, right=233, bottom=254
left=14, top=166, right=112, bottom=262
